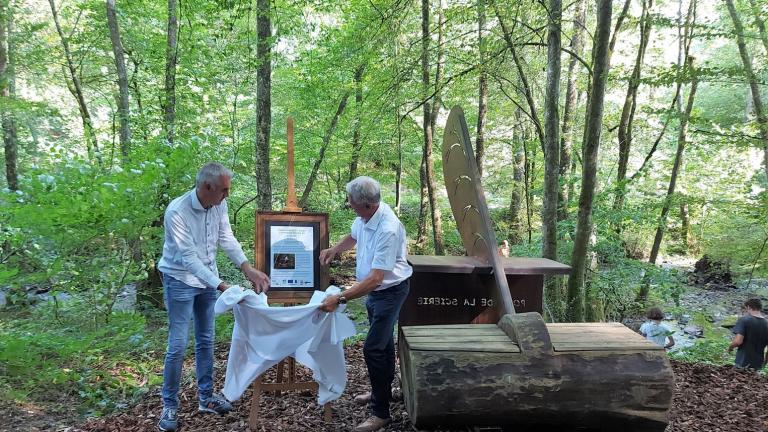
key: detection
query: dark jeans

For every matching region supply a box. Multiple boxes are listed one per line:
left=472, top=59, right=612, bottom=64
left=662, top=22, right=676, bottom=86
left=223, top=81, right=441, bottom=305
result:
left=364, top=279, right=410, bottom=419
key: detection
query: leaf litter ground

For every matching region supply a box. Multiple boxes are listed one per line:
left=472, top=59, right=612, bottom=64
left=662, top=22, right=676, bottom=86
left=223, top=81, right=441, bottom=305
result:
left=3, top=342, right=764, bottom=432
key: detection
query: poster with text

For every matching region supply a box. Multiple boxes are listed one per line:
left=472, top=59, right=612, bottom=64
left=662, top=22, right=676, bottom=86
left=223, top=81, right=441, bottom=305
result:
left=269, top=225, right=315, bottom=288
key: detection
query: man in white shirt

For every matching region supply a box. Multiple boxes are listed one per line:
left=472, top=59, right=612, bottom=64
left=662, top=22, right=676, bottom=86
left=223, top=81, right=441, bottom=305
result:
left=319, top=176, right=412, bottom=432
left=156, top=162, right=270, bottom=432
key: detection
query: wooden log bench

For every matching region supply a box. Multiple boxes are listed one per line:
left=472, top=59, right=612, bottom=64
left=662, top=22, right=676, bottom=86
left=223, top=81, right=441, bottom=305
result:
left=399, top=315, right=673, bottom=431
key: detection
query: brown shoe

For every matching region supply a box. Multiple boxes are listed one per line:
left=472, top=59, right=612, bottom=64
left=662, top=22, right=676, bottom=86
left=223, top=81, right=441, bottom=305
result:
left=353, top=391, right=372, bottom=405
left=353, top=416, right=390, bottom=432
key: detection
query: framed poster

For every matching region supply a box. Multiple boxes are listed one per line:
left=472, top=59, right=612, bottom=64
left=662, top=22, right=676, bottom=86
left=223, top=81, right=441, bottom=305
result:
left=255, top=212, right=329, bottom=303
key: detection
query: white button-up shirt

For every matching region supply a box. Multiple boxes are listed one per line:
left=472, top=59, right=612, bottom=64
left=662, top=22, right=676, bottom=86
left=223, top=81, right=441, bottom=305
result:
left=351, top=201, right=413, bottom=290
left=158, top=188, right=248, bottom=289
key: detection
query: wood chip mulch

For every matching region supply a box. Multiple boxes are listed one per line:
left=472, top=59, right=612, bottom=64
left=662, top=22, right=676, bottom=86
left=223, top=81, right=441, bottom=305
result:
left=56, top=347, right=768, bottom=432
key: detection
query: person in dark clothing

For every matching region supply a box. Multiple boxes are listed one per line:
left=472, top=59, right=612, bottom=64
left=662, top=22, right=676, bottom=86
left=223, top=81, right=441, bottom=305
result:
left=728, top=298, right=768, bottom=370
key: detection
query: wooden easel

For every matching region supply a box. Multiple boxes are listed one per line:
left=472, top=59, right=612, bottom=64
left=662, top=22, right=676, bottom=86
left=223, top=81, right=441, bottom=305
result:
left=248, top=118, right=332, bottom=430
left=248, top=306, right=333, bottom=428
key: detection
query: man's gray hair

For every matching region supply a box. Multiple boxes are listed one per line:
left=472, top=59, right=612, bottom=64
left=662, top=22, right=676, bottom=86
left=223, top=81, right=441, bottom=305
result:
left=196, top=162, right=233, bottom=187
left=346, top=176, right=381, bottom=205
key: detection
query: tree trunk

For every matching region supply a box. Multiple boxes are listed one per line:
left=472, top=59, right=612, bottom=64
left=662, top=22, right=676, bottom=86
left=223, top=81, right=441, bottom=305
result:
left=613, top=0, right=653, bottom=219
left=475, top=0, right=488, bottom=177
left=542, top=0, right=562, bottom=319
left=725, top=0, right=768, bottom=181
left=525, top=128, right=536, bottom=244
left=394, top=39, right=402, bottom=214
left=558, top=0, right=586, bottom=222
left=647, top=64, right=698, bottom=268
left=566, top=0, right=613, bottom=323
left=585, top=224, right=604, bottom=321
left=49, top=0, right=100, bottom=164
left=747, top=0, right=768, bottom=54
left=255, top=0, right=273, bottom=210
left=608, top=0, right=633, bottom=60
left=348, top=64, right=365, bottom=182
left=298, top=92, right=350, bottom=209
left=416, top=158, right=429, bottom=249
left=164, top=0, right=177, bottom=144
left=510, top=108, right=526, bottom=245
left=106, top=0, right=131, bottom=160
left=680, top=201, right=694, bottom=253
left=422, top=0, right=444, bottom=255
left=542, top=0, right=562, bottom=261
left=395, top=107, right=403, bottom=214
left=495, top=3, right=544, bottom=147
left=1, top=0, right=18, bottom=190
left=510, top=141, right=525, bottom=244
left=129, top=57, right=149, bottom=145
left=628, top=0, right=692, bottom=182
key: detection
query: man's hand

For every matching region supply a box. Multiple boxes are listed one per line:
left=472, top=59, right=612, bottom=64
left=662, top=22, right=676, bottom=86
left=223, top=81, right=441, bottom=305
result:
left=217, top=282, right=230, bottom=292
left=242, top=264, right=270, bottom=294
left=319, top=247, right=337, bottom=266
left=319, top=295, right=340, bottom=313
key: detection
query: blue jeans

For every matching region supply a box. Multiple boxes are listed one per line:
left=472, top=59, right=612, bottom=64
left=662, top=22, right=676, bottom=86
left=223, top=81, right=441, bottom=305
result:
left=161, top=274, right=217, bottom=409
left=364, top=279, right=410, bottom=419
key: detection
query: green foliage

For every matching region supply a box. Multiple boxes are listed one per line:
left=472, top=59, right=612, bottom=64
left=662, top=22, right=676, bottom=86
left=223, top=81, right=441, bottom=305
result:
left=0, top=140, right=202, bottom=319
left=670, top=327, right=733, bottom=366
left=0, top=303, right=165, bottom=415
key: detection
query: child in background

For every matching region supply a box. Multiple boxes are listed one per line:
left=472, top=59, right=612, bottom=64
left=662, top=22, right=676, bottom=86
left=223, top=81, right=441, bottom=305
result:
left=640, top=307, right=675, bottom=349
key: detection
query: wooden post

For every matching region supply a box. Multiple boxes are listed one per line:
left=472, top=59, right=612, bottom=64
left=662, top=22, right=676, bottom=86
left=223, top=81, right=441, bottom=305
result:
left=284, top=117, right=302, bottom=213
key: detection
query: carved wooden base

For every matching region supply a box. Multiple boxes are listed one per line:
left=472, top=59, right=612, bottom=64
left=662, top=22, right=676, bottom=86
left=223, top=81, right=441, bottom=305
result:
left=399, top=313, right=673, bottom=431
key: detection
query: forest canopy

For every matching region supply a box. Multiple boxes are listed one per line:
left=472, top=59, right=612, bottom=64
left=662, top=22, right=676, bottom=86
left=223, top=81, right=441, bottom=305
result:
left=0, top=0, right=766, bottom=323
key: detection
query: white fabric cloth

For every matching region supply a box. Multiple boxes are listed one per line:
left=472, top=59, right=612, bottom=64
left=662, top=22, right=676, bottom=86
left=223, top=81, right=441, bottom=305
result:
left=350, top=201, right=413, bottom=290
left=640, top=320, right=673, bottom=347
left=215, top=285, right=356, bottom=405
left=158, top=188, right=247, bottom=289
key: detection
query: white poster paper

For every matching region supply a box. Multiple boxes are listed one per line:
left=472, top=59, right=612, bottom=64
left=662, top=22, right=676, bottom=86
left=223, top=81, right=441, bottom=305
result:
left=269, top=225, right=315, bottom=288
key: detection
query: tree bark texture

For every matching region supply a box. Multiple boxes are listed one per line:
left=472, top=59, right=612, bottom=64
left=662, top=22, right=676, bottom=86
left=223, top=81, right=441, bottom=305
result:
left=1, top=0, right=18, bottom=190
left=566, top=0, right=613, bottom=323
left=541, top=0, right=562, bottom=264
left=416, top=157, right=429, bottom=248
left=400, top=316, right=672, bottom=431
left=299, top=92, right=350, bottom=209
left=49, top=0, right=100, bottom=164
left=613, top=0, right=653, bottom=217
left=348, top=64, right=365, bottom=182
left=541, top=0, right=563, bottom=319
left=509, top=109, right=526, bottom=245
left=475, top=0, right=488, bottom=177
left=422, top=0, right=444, bottom=255
left=164, top=0, right=177, bottom=144
left=255, top=0, right=273, bottom=210
left=106, top=0, right=131, bottom=159
left=724, top=0, right=768, bottom=181
left=558, top=0, right=586, bottom=222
